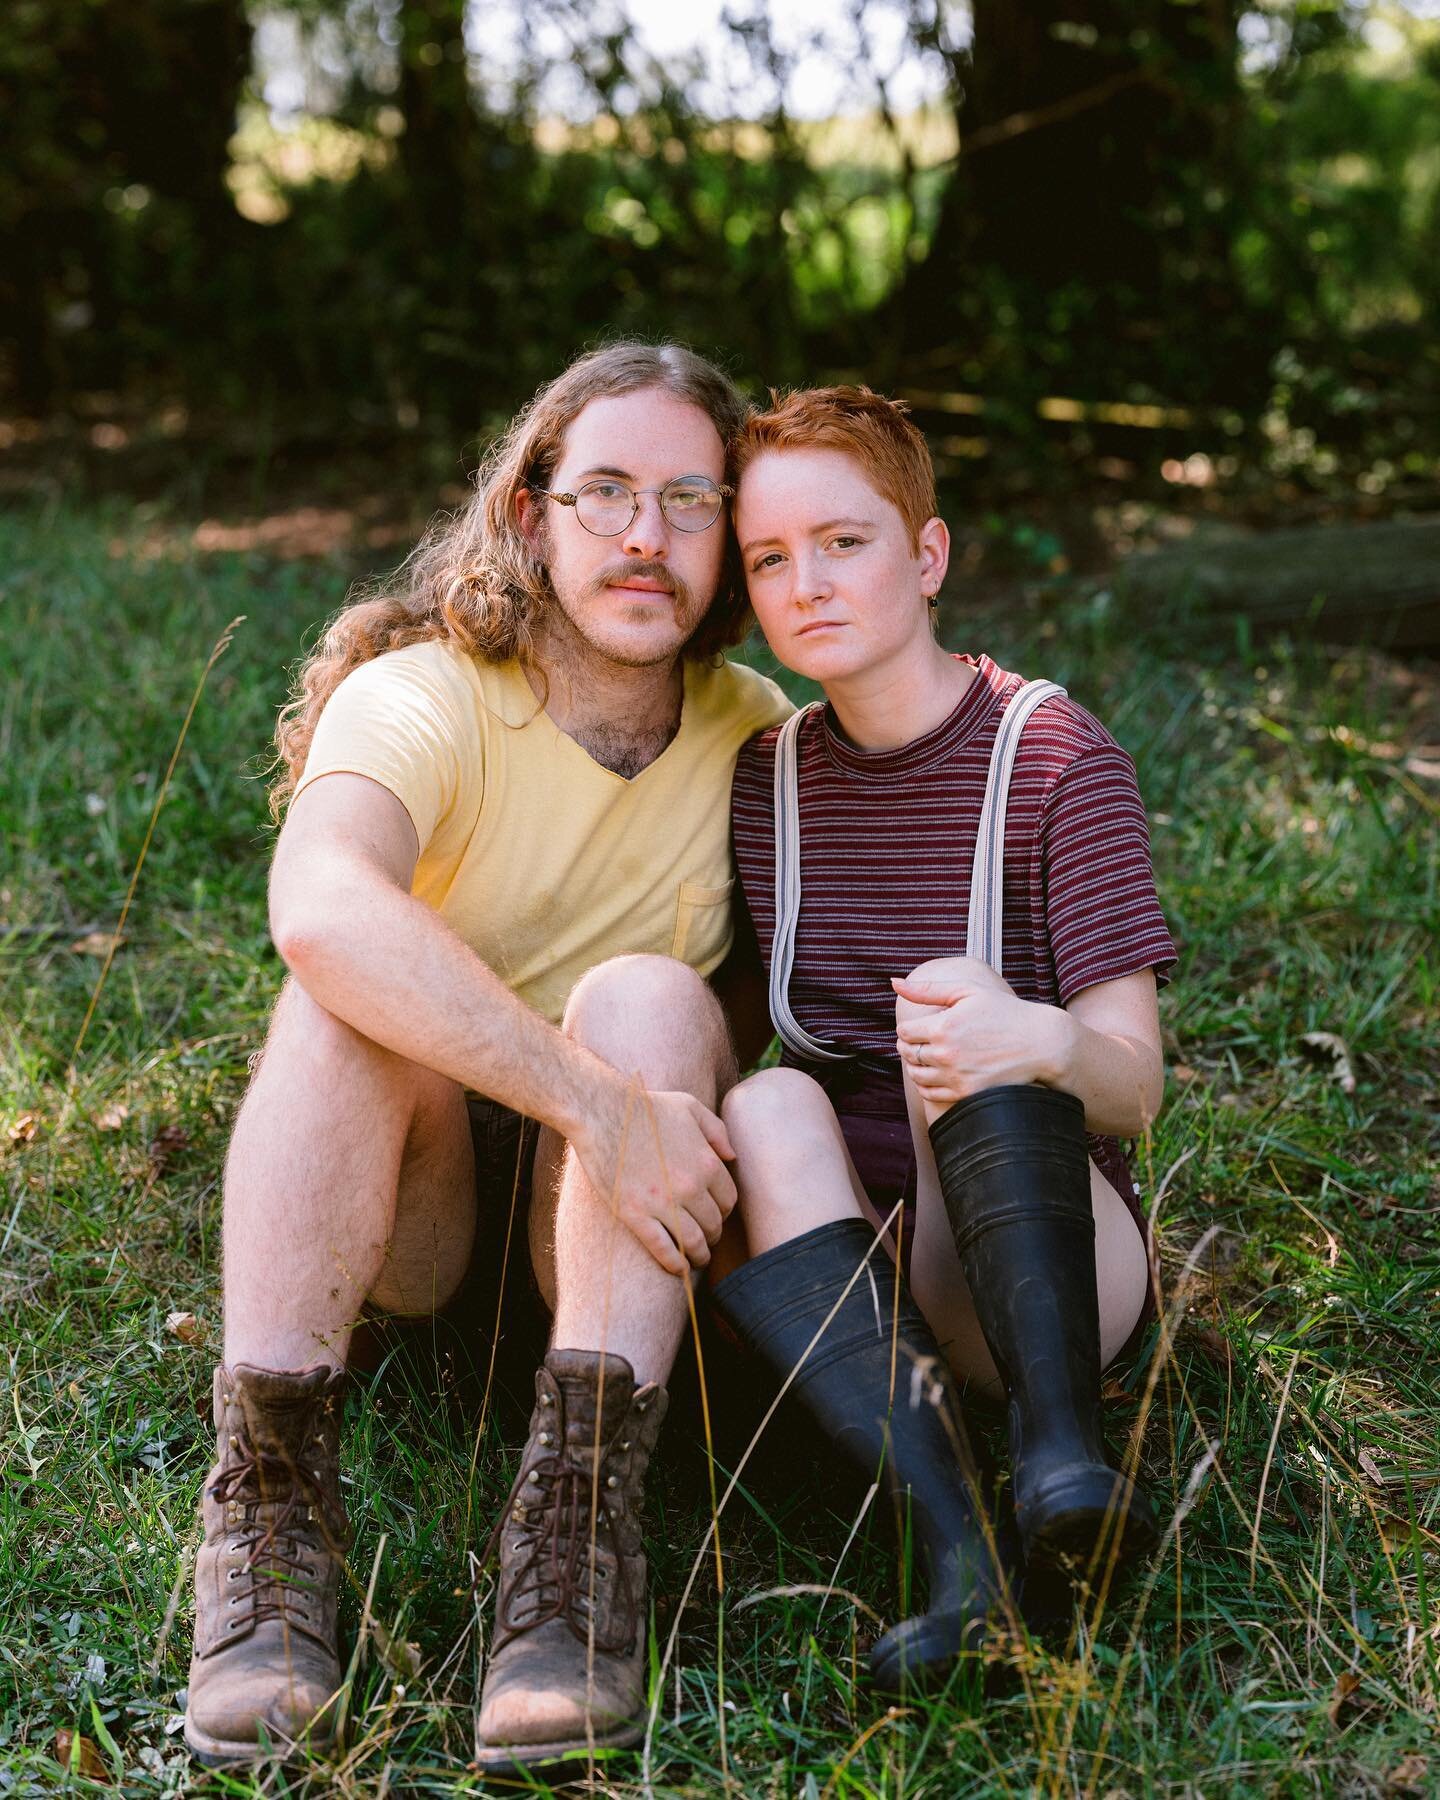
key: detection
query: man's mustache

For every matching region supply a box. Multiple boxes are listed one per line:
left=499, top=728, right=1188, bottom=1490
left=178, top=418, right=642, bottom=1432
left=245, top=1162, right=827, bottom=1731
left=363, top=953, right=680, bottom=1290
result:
left=583, top=559, right=692, bottom=610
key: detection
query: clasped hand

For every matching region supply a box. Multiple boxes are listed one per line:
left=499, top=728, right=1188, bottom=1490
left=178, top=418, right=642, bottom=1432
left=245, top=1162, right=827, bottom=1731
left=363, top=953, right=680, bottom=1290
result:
left=576, top=1082, right=737, bottom=1278
left=892, top=957, right=1060, bottom=1105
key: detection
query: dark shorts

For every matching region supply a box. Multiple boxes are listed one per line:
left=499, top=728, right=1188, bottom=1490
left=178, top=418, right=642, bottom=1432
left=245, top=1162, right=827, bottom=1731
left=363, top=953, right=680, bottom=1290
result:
left=464, top=1092, right=550, bottom=1341
left=804, top=1056, right=1158, bottom=1360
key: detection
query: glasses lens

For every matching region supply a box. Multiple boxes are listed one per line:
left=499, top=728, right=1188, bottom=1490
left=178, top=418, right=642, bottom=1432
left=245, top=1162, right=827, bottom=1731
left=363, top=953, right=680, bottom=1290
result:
left=661, top=478, right=723, bottom=531
left=574, top=481, right=636, bottom=536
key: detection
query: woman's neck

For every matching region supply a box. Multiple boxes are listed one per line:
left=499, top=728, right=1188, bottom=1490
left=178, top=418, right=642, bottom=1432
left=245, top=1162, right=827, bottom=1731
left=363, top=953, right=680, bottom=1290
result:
left=824, top=639, right=976, bottom=751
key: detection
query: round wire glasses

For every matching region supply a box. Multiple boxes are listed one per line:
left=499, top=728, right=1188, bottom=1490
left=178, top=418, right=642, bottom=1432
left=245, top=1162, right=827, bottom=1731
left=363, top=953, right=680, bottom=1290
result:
left=532, top=475, right=733, bottom=536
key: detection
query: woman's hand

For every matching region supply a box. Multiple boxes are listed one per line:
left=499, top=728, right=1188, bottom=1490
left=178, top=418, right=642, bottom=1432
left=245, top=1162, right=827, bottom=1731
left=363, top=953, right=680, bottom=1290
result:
left=892, top=958, right=1068, bottom=1107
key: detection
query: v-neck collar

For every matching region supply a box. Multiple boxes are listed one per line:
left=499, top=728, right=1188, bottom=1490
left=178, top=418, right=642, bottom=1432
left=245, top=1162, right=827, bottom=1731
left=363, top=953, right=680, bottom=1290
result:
left=525, top=658, right=691, bottom=786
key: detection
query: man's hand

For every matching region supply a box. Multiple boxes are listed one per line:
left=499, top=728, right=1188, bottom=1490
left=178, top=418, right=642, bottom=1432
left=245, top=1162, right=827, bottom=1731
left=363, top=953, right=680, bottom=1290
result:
left=574, top=1080, right=738, bottom=1277
left=892, top=959, right=1065, bottom=1108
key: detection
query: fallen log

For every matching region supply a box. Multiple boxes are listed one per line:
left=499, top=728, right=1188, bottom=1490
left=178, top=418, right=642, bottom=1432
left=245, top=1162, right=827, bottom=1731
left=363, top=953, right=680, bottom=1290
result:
left=1117, top=517, right=1440, bottom=651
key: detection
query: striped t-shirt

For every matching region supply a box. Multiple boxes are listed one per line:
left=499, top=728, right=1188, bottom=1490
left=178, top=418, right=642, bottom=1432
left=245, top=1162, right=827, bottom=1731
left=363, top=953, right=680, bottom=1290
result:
left=730, top=654, right=1177, bottom=1205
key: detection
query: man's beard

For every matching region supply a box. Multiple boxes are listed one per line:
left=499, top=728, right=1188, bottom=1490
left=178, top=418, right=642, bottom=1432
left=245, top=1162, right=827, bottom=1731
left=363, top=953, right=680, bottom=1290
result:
left=547, top=556, right=705, bottom=669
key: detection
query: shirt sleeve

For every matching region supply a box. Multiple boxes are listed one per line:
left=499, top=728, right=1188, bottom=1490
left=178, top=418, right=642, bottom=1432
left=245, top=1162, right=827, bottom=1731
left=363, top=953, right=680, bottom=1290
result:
left=292, top=644, right=481, bottom=852
left=1039, top=744, right=1177, bottom=1004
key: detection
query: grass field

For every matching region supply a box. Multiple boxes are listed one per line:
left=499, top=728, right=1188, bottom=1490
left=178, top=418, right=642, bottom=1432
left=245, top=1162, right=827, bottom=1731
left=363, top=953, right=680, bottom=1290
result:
left=2, top=496, right=1437, bottom=1797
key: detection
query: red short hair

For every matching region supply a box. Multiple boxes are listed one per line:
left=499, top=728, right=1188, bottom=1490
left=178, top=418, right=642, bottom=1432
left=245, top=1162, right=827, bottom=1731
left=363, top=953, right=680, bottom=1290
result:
left=732, top=385, right=938, bottom=552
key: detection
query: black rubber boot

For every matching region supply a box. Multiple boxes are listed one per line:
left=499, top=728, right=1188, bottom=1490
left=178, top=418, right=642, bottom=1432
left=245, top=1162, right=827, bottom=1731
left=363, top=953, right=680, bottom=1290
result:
left=713, top=1218, right=1016, bottom=1693
left=928, top=1084, right=1158, bottom=1581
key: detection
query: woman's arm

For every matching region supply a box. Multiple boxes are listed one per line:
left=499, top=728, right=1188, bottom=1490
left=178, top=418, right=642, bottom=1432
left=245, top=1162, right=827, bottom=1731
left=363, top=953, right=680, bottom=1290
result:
left=891, top=961, right=1163, bottom=1137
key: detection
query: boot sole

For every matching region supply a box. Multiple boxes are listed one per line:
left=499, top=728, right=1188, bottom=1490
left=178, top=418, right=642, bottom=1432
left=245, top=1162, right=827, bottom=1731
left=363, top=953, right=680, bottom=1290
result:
left=473, top=1716, right=644, bottom=1776
left=1021, top=1471, right=1159, bottom=1578
left=183, top=1718, right=330, bottom=1768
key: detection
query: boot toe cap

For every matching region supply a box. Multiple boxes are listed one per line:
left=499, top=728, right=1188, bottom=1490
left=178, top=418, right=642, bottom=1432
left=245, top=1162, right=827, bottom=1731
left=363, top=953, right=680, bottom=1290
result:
left=187, top=1632, right=340, bottom=1756
left=869, top=1607, right=988, bottom=1696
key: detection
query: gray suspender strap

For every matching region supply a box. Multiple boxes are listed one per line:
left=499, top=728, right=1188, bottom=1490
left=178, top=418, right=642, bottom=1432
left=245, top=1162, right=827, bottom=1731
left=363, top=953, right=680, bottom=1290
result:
left=767, top=678, right=1067, bottom=1062
left=768, top=703, right=844, bottom=1062
left=964, top=678, right=1067, bottom=975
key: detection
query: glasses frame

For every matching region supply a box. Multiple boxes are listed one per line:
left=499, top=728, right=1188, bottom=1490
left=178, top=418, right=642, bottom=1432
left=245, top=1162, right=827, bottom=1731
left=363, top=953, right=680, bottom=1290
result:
left=532, top=474, right=734, bottom=537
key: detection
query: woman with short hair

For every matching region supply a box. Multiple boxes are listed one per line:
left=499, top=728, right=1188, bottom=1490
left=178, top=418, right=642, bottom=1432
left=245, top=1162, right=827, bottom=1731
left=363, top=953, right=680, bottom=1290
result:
left=713, top=386, right=1176, bottom=1692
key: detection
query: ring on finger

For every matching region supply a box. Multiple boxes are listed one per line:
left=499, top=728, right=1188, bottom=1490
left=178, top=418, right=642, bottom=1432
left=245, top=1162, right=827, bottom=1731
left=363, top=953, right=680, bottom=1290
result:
left=915, top=1044, right=927, bottom=1068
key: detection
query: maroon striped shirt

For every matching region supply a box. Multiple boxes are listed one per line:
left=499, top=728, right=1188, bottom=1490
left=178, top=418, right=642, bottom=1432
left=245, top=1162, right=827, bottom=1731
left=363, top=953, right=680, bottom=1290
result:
left=731, top=654, right=1177, bottom=1208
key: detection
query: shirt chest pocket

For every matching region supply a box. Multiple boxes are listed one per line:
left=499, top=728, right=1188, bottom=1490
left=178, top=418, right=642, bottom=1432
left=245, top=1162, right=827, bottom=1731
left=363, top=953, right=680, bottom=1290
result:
left=670, top=878, right=735, bottom=967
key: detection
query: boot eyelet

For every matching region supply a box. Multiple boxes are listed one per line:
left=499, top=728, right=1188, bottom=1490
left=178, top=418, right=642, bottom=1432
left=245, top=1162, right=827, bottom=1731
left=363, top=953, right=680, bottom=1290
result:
left=538, top=1432, right=551, bottom=1447
left=226, top=1569, right=240, bottom=1582
left=635, top=1401, right=648, bottom=1413
left=620, top=1440, right=631, bottom=1452
left=606, top=1475, right=619, bottom=1489
left=528, top=1471, right=542, bottom=1485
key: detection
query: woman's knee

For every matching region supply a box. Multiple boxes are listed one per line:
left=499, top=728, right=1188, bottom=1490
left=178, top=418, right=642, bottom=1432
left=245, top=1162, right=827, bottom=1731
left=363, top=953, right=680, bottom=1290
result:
left=895, top=955, right=1013, bottom=1027
left=720, top=1066, right=830, bottom=1144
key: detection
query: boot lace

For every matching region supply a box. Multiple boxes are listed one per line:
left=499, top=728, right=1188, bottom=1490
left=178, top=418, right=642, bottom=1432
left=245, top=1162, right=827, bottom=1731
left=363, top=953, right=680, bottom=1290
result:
left=486, top=1444, right=639, bottom=1656
left=210, top=1438, right=337, bottom=1633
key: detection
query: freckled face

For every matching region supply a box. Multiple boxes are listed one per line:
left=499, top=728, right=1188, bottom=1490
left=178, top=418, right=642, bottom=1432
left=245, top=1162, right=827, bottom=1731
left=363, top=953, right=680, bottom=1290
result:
left=737, top=448, right=937, bottom=683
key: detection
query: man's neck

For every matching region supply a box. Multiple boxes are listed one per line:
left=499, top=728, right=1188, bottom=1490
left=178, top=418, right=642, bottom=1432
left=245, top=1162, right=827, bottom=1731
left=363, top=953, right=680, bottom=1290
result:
left=526, top=618, right=685, bottom=779
left=824, top=638, right=975, bottom=752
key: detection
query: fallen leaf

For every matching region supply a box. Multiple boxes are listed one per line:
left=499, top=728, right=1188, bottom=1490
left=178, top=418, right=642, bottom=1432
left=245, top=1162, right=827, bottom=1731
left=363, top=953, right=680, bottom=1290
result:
left=94, top=1103, right=129, bottom=1132
left=68, top=1379, right=83, bottom=1403
left=6, top=1112, right=39, bottom=1146
left=69, top=931, right=127, bottom=958
left=1101, top=1376, right=1137, bottom=1407
left=52, top=1730, right=109, bottom=1781
left=165, top=1310, right=203, bottom=1346
left=1358, top=1447, right=1386, bottom=1486
left=1170, top=1063, right=1197, bottom=1084
left=1386, top=1753, right=1430, bottom=1794
left=1187, top=1324, right=1233, bottom=1370
left=366, top=1615, right=423, bottom=1682
left=1328, top=1668, right=1361, bottom=1726
left=1299, top=1030, right=1356, bottom=1094
left=147, top=1125, right=191, bottom=1176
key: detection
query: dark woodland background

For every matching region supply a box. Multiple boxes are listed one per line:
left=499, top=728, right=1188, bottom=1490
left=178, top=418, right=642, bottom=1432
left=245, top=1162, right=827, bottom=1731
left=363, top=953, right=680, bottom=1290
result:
left=4, top=0, right=1438, bottom=539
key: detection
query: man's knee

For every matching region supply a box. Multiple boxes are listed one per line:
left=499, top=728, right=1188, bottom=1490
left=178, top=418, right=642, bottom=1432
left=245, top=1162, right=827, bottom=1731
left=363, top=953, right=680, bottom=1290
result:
left=563, top=954, right=732, bottom=1084
left=253, top=976, right=447, bottom=1104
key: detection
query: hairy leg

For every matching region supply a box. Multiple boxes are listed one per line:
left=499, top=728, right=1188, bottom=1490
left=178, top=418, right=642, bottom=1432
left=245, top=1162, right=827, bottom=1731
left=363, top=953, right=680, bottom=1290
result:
left=223, top=977, right=476, bottom=1372
left=531, top=955, right=736, bottom=1387
left=897, top=958, right=1149, bottom=1395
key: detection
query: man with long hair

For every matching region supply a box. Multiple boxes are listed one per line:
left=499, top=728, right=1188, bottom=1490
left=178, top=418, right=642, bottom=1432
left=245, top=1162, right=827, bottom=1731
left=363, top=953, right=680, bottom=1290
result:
left=183, top=343, right=789, bottom=1772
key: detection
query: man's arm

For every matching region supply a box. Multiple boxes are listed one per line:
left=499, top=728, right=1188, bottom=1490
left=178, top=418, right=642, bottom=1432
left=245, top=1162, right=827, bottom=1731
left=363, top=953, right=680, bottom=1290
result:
left=270, top=772, right=736, bottom=1274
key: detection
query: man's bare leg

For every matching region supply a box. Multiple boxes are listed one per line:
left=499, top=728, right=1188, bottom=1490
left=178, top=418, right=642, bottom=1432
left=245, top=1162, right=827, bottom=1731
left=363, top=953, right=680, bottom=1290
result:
left=475, top=955, right=736, bottom=1766
left=190, top=978, right=478, bottom=1764
left=222, top=976, right=477, bottom=1373
left=530, top=954, right=736, bottom=1385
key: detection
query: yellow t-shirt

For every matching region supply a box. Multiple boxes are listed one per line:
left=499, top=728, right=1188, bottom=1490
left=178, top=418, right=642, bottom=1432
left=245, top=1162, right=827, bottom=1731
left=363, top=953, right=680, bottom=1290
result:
left=293, top=641, right=792, bottom=1023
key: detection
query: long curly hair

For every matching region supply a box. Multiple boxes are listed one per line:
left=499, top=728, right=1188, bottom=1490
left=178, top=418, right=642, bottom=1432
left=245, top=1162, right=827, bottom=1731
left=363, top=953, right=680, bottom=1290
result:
left=269, top=341, right=753, bottom=820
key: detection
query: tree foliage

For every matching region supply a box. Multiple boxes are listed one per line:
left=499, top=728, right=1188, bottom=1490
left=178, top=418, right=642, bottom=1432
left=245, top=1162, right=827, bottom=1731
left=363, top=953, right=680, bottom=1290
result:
left=1, top=0, right=1436, bottom=485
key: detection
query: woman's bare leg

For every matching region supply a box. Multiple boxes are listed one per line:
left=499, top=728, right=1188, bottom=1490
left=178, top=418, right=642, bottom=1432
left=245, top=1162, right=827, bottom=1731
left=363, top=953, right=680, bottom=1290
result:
left=719, top=1067, right=877, bottom=1254
left=896, top=959, right=1150, bottom=1394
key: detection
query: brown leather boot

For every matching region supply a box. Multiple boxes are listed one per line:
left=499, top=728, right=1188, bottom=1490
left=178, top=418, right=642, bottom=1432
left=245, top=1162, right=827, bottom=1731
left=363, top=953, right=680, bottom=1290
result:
left=474, top=1349, right=668, bottom=1774
left=185, top=1364, right=349, bottom=1766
